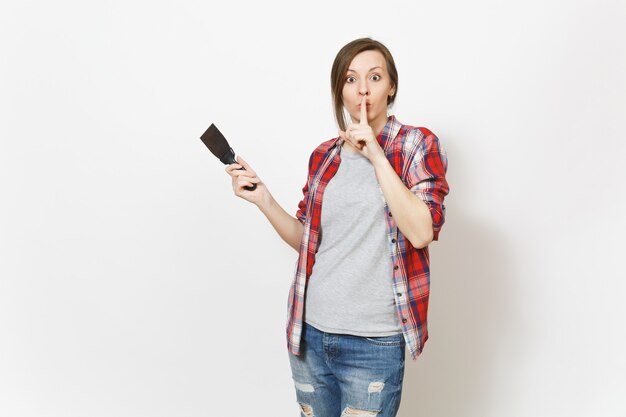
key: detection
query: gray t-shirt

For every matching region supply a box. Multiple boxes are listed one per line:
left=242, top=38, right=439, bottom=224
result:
left=304, top=145, right=402, bottom=336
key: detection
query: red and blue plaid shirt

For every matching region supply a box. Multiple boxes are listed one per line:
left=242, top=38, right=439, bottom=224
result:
left=286, top=114, right=449, bottom=361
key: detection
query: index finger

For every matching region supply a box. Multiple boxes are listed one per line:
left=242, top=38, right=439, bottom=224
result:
left=360, top=95, right=368, bottom=126
left=236, top=155, right=257, bottom=176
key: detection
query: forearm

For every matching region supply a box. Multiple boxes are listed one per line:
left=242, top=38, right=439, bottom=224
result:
left=372, top=157, right=433, bottom=249
left=257, top=194, right=304, bottom=252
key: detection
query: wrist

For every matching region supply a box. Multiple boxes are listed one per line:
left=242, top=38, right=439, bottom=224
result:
left=256, top=191, right=275, bottom=212
left=371, top=154, right=390, bottom=170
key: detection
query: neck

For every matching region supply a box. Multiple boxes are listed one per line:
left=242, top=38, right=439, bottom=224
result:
left=370, top=114, right=389, bottom=138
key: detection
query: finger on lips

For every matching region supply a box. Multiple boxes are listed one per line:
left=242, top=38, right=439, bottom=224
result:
left=360, top=95, right=368, bottom=125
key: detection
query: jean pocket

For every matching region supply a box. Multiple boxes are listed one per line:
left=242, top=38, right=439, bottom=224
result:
left=363, top=333, right=405, bottom=347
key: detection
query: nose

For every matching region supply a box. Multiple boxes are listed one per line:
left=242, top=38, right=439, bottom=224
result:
left=359, top=79, right=370, bottom=96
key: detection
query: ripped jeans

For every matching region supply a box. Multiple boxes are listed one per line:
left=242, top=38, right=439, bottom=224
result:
left=288, top=322, right=405, bottom=417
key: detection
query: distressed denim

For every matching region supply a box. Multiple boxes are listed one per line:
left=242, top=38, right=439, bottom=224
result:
left=288, top=322, right=405, bottom=417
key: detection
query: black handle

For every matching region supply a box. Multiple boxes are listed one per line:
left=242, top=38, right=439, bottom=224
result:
left=221, top=148, right=257, bottom=191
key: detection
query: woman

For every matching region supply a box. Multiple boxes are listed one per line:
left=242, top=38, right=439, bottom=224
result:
left=225, top=37, right=449, bottom=417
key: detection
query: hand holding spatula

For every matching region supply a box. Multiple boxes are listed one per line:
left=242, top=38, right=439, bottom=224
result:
left=200, top=123, right=257, bottom=191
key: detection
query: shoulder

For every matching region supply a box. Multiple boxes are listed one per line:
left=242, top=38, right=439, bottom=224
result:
left=394, top=121, right=441, bottom=155
left=389, top=115, right=438, bottom=146
left=311, top=137, right=339, bottom=155
left=399, top=123, right=437, bottom=141
left=392, top=122, right=447, bottom=174
left=416, top=126, right=436, bottom=138
left=306, top=136, right=340, bottom=169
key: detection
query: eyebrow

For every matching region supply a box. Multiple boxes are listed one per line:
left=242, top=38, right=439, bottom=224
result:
left=347, top=66, right=383, bottom=73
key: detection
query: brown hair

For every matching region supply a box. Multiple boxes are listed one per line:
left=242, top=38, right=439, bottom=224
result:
left=330, top=37, right=398, bottom=131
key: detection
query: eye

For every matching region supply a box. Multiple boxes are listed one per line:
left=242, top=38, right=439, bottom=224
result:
left=346, top=76, right=356, bottom=83
left=371, top=74, right=381, bottom=81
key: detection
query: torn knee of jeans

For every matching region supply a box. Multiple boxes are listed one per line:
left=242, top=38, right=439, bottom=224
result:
left=368, top=381, right=385, bottom=393
left=294, top=380, right=315, bottom=393
left=341, top=407, right=378, bottom=416
left=299, top=403, right=314, bottom=417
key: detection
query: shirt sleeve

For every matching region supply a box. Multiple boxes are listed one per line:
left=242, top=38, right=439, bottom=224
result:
left=295, top=151, right=314, bottom=225
left=295, top=180, right=309, bottom=225
left=406, top=131, right=450, bottom=241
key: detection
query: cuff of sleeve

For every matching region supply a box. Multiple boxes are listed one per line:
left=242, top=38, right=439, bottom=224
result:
left=424, top=201, right=446, bottom=241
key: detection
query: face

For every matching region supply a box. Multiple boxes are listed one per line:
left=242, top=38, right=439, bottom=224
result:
left=342, top=49, right=395, bottom=128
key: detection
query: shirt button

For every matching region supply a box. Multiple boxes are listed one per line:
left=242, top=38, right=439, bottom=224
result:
left=391, top=238, right=396, bottom=243
left=402, top=318, right=408, bottom=323
left=396, top=292, right=402, bottom=297
left=389, top=212, right=392, bottom=217
left=394, top=265, right=399, bottom=270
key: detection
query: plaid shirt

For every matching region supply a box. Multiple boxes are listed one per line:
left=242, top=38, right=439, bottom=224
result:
left=286, top=114, right=449, bottom=361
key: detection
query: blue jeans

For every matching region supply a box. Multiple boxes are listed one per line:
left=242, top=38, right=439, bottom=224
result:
left=288, top=322, right=406, bottom=417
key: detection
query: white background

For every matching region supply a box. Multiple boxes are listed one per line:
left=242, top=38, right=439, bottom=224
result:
left=1, top=0, right=625, bottom=416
